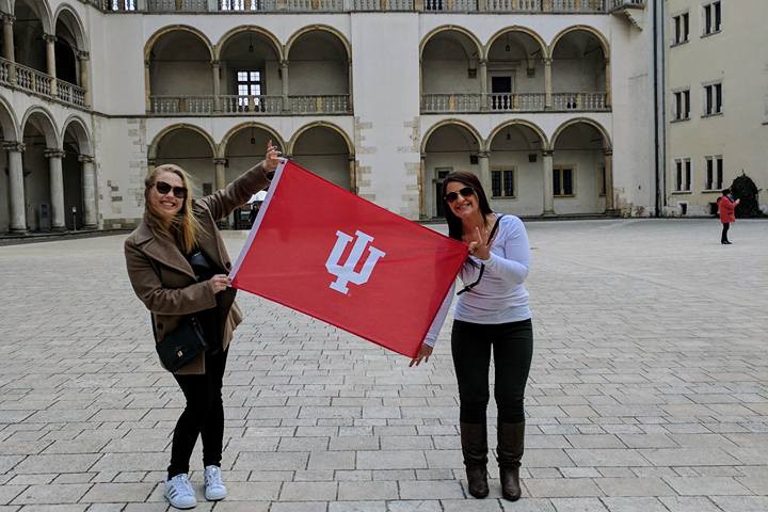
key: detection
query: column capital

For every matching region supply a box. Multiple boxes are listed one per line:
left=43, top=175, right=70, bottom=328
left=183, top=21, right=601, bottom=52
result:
left=3, top=141, right=25, bottom=152
left=44, top=148, right=66, bottom=159
left=280, top=59, right=289, bottom=67
left=144, top=59, right=151, bottom=68
left=604, top=148, right=613, bottom=157
left=211, top=59, right=220, bottom=67
left=77, top=50, right=90, bottom=61
left=348, top=155, right=356, bottom=162
left=478, top=58, right=488, bottom=66
left=544, top=57, right=553, bottom=66
left=212, top=157, right=228, bottom=166
left=2, top=13, right=15, bottom=24
left=477, top=150, right=490, bottom=159
left=542, top=149, right=554, bottom=157
left=43, top=33, right=56, bottom=44
left=78, top=154, right=95, bottom=163
left=147, top=158, right=157, bottom=166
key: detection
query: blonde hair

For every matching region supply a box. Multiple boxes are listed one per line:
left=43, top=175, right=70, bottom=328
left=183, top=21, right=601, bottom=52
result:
left=144, top=164, right=201, bottom=254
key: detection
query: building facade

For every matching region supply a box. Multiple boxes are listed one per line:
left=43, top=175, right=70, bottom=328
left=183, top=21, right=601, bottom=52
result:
left=0, top=0, right=659, bottom=235
left=664, top=0, right=768, bottom=216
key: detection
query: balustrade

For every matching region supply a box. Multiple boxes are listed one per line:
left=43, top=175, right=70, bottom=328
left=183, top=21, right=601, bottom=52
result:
left=552, top=92, right=608, bottom=111
left=148, top=0, right=209, bottom=11
left=150, top=96, right=215, bottom=114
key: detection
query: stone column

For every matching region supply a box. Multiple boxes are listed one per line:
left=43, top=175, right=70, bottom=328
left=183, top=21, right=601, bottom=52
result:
left=348, top=155, right=357, bottom=193
left=477, top=150, right=491, bottom=195
left=45, top=149, right=66, bottom=230
left=544, top=57, right=553, bottom=110
left=212, top=60, right=221, bottom=112
left=604, top=148, right=614, bottom=212
left=77, top=50, right=91, bottom=108
left=280, top=60, right=290, bottom=113
left=419, top=155, right=427, bottom=220
left=213, top=158, right=227, bottom=190
left=79, top=155, right=97, bottom=228
left=144, top=60, right=152, bottom=112
left=4, top=141, right=26, bottom=233
left=542, top=149, right=555, bottom=217
left=604, top=58, right=612, bottom=108
left=44, top=33, right=57, bottom=97
left=2, top=14, right=15, bottom=84
left=479, top=59, right=488, bottom=111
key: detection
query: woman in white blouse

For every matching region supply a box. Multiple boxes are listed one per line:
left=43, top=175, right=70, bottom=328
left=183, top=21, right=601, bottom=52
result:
left=411, top=171, right=533, bottom=502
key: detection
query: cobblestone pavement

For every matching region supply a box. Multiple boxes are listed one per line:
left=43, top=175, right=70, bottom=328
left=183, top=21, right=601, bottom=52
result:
left=1, top=219, right=767, bottom=512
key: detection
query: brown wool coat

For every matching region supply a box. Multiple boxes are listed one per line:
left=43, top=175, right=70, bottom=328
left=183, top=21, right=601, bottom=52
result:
left=124, top=164, right=270, bottom=375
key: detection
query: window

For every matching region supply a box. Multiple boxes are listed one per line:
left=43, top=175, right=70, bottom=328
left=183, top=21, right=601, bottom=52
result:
left=673, top=12, right=690, bottom=44
left=674, top=158, right=692, bottom=192
left=221, top=0, right=261, bottom=9
left=703, top=83, right=723, bottom=115
left=491, top=169, right=515, bottom=198
left=673, top=89, right=690, bottom=120
left=703, top=1, right=722, bottom=35
left=705, top=156, right=724, bottom=190
left=237, top=70, right=262, bottom=109
left=553, top=167, right=574, bottom=197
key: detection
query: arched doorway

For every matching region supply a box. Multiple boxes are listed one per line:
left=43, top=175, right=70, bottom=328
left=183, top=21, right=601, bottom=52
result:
left=286, top=27, right=350, bottom=113
left=488, top=122, right=547, bottom=216
left=551, top=120, right=611, bottom=215
left=13, top=0, right=48, bottom=73
left=422, top=122, right=481, bottom=218
left=21, top=110, right=59, bottom=231
left=61, top=118, right=93, bottom=230
left=217, top=28, right=282, bottom=113
left=290, top=124, right=352, bottom=191
left=420, top=28, right=483, bottom=113
left=550, top=28, right=609, bottom=111
left=146, top=28, right=213, bottom=114
left=486, top=28, right=547, bottom=112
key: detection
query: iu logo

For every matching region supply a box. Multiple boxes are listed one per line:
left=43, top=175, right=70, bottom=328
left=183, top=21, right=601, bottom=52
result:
left=325, top=230, right=386, bottom=294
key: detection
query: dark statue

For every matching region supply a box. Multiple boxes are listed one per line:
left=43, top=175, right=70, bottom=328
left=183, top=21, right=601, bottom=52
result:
left=732, top=173, right=763, bottom=218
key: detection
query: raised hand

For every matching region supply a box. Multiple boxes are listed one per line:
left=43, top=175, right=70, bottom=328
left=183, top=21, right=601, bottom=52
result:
left=264, top=140, right=281, bottom=172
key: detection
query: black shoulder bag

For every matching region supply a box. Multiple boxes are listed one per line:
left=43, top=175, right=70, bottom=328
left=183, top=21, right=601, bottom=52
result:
left=155, top=316, right=208, bottom=372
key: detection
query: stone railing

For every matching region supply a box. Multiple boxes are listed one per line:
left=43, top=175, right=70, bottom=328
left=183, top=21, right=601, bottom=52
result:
left=220, top=95, right=283, bottom=114
left=57, top=80, right=87, bottom=108
left=352, top=0, right=414, bottom=10
left=151, top=95, right=216, bottom=114
left=489, top=92, right=546, bottom=111
left=148, top=94, right=352, bottom=115
left=0, top=58, right=88, bottom=109
left=552, top=92, right=609, bottom=111
left=610, top=0, right=644, bottom=8
left=147, top=0, right=209, bottom=11
left=97, top=0, right=642, bottom=12
left=290, top=95, right=351, bottom=114
left=421, top=92, right=608, bottom=112
left=421, top=93, right=483, bottom=113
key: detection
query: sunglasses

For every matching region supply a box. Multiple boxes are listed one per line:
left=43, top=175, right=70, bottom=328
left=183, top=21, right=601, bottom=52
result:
left=444, top=186, right=475, bottom=203
left=154, top=181, right=187, bottom=199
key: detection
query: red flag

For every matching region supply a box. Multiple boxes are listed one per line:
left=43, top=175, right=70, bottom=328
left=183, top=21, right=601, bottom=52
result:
left=230, top=160, right=468, bottom=358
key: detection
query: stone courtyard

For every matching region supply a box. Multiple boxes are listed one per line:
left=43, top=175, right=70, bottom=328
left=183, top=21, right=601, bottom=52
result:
left=1, top=218, right=767, bottom=512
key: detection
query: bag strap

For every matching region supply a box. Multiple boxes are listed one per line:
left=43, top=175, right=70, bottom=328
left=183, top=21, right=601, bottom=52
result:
left=487, top=214, right=505, bottom=245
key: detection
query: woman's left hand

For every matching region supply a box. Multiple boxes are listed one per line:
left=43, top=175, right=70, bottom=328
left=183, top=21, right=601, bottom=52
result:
left=409, top=344, right=433, bottom=367
left=264, top=140, right=281, bottom=172
left=467, top=225, right=492, bottom=260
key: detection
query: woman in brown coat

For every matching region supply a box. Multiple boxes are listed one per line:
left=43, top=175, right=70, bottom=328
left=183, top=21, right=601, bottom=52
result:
left=124, top=144, right=279, bottom=509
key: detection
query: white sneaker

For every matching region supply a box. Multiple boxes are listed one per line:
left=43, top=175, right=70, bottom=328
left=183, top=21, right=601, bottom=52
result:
left=164, top=473, right=197, bottom=509
left=203, top=465, right=227, bottom=501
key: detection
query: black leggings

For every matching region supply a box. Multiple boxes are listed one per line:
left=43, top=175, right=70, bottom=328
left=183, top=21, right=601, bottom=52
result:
left=168, top=349, right=228, bottom=478
left=451, top=319, right=533, bottom=424
left=721, top=222, right=730, bottom=243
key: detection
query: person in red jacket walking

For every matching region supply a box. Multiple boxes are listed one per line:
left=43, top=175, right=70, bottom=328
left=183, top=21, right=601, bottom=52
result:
left=717, top=188, right=740, bottom=244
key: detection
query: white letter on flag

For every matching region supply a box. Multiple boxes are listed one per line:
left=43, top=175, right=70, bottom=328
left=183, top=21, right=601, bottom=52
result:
left=325, top=230, right=386, bottom=295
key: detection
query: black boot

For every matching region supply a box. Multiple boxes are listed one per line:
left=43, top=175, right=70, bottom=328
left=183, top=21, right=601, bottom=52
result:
left=460, top=422, right=489, bottom=498
left=497, top=421, right=525, bottom=501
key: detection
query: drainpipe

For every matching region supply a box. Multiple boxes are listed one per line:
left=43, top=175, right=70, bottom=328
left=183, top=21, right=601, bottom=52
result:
left=653, top=0, right=666, bottom=217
